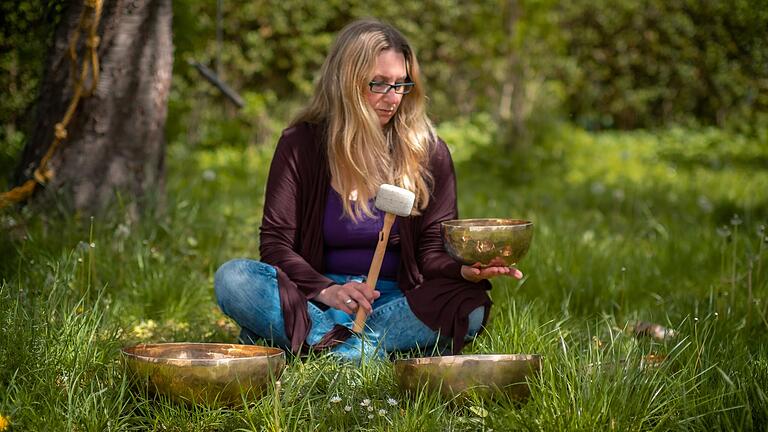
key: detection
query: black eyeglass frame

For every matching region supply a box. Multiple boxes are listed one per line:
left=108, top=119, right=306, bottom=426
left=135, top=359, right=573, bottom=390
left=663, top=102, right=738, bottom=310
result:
left=368, top=80, right=415, bottom=95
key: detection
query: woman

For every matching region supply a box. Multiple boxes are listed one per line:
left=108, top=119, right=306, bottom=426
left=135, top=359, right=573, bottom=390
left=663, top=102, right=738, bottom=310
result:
left=215, top=19, right=522, bottom=361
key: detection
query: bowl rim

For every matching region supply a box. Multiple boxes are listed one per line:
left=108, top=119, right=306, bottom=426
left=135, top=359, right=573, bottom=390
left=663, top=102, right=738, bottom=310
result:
left=441, top=218, right=533, bottom=229
left=394, top=353, right=542, bottom=366
left=121, top=342, right=285, bottom=365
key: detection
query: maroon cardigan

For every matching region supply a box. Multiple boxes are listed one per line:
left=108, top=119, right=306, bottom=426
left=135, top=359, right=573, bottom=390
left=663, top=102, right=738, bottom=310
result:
left=259, top=122, right=492, bottom=354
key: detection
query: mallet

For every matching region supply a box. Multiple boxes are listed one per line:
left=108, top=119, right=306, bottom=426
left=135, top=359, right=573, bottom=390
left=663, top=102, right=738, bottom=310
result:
left=352, top=184, right=415, bottom=333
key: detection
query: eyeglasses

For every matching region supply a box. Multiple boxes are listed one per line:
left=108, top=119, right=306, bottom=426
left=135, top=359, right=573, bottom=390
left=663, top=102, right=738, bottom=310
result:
left=368, top=81, right=415, bottom=95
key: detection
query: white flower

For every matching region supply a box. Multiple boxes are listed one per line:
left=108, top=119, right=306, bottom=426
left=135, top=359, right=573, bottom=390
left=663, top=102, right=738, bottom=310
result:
left=386, top=397, right=398, bottom=406
left=367, top=406, right=374, bottom=412
left=378, top=409, right=387, bottom=416
left=115, top=223, right=131, bottom=238
left=367, top=414, right=374, bottom=419
left=360, top=399, right=370, bottom=407
left=329, top=396, right=342, bottom=404
left=716, top=226, right=731, bottom=238
left=344, top=405, right=352, bottom=412
left=202, top=169, right=216, bottom=181
left=697, top=195, right=713, bottom=213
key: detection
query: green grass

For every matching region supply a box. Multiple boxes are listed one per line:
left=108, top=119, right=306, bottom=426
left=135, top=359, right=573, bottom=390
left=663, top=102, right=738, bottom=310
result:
left=1, top=121, right=767, bottom=431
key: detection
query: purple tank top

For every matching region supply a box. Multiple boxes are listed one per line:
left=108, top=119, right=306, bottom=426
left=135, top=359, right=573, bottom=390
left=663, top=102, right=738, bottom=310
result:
left=323, top=186, right=401, bottom=279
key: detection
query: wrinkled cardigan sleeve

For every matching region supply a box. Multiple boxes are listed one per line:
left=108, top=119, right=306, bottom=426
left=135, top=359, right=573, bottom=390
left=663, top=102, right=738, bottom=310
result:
left=404, top=138, right=492, bottom=354
left=259, top=128, right=334, bottom=299
left=417, top=139, right=468, bottom=279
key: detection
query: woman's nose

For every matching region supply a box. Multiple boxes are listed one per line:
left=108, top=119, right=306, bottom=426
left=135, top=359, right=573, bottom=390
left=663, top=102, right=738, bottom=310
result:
left=382, top=90, right=400, bottom=103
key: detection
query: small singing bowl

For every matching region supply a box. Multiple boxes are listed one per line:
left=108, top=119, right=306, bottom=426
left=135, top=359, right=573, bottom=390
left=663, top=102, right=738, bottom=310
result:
left=441, top=219, right=534, bottom=267
left=394, top=354, right=542, bottom=400
left=121, top=343, right=285, bottom=406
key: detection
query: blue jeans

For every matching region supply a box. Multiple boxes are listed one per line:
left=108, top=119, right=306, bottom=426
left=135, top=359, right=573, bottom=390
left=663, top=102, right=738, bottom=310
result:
left=214, top=259, right=485, bottom=361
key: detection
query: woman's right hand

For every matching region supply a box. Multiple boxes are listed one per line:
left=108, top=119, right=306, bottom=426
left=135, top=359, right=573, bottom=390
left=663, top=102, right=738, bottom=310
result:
left=315, top=282, right=380, bottom=315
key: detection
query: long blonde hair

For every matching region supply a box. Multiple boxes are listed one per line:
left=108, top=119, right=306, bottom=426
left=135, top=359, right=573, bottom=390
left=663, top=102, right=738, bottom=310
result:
left=292, top=19, right=435, bottom=221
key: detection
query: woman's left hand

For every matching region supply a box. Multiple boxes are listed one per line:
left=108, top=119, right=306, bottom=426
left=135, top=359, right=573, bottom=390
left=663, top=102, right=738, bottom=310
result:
left=460, top=261, right=523, bottom=283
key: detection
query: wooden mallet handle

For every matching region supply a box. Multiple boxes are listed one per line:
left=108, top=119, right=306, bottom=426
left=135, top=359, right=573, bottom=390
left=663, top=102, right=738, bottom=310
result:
left=352, top=212, right=396, bottom=333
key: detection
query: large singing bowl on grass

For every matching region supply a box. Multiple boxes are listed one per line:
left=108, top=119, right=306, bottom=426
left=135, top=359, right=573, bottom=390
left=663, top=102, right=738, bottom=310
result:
left=441, top=219, right=534, bottom=267
left=394, top=354, right=542, bottom=400
left=121, top=343, right=285, bottom=406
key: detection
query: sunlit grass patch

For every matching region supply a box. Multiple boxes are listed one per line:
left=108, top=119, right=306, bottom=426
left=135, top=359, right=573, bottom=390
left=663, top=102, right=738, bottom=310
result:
left=561, top=126, right=768, bottom=221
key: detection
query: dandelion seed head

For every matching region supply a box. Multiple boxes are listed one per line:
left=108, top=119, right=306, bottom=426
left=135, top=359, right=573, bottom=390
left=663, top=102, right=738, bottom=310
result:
left=580, top=230, right=595, bottom=244
left=590, top=181, right=605, bottom=195
left=716, top=226, right=731, bottom=238
left=115, top=224, right=130, bottom=238
left=697, top=195, right=713, bottom=213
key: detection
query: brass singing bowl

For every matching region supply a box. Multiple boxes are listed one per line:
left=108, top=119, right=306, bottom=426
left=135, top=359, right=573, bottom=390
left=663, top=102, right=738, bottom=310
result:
left=442, top=219, right=534, bottom=267
left=121, top=343, right=285, bottom=406
left=394, top=354, right=542, bottom=400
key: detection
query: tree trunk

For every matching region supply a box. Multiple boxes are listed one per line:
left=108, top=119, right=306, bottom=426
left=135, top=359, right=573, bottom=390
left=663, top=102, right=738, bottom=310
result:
left=497, top=0, right=527, bottom=149
left=15, top=0, right=173, bottom=218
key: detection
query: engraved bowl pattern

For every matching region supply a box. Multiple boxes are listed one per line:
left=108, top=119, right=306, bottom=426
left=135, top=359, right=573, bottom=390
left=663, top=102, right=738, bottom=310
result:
left=441, top=219, right=534, bottom=267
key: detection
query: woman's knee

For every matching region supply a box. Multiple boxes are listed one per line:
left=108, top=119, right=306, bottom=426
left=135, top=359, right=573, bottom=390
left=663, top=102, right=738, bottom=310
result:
left=214, top=259, right=275, bottom=311
left=466, top=306, right=486, bottom=337
left=214, top=259, right=247, bottom=301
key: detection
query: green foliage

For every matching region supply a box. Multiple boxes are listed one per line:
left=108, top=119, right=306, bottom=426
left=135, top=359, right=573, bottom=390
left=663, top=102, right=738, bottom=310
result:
left=435, top=113, right=497, bottom=164
left=3, top=0, right=766, bottom=172
left=557, top=0, right=768, bottom=130
left=168, top=0, right=534, bottom=148
left=168, top=0, right=767, bottom=149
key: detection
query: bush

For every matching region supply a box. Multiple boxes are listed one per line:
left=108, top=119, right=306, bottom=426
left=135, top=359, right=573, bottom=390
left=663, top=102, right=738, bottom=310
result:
left=556, top=0, right=768, bottom=130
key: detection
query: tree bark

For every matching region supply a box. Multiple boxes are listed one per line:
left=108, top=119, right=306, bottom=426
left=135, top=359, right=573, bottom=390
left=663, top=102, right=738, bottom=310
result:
left=15, top=0, right=173, bottom=217
left=498, top=0, right=527, bottom=149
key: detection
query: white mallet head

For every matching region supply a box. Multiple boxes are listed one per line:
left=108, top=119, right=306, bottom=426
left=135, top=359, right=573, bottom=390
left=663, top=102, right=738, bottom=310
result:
left=374, top=184, right=415, bottom=217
